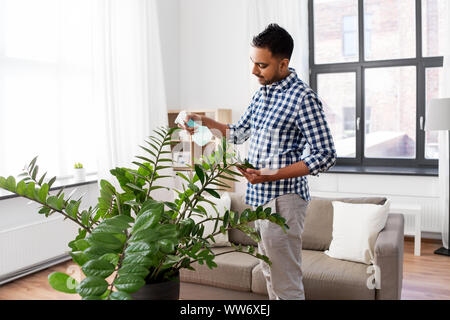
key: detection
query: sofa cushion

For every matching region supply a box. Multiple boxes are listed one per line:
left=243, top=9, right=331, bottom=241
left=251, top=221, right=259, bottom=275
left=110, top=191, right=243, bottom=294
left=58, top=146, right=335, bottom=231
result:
left=302, top=196, right=387, bottom=251
left=179, top=247, right=259, bottom=292
left=251, top=249, right=375, bottom=299
left=228, top=192, right=258, bottom=246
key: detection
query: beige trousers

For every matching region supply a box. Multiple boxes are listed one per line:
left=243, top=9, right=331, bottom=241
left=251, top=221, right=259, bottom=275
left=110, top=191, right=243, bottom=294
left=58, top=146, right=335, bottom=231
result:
left=253, top=193, right=309, bottom=300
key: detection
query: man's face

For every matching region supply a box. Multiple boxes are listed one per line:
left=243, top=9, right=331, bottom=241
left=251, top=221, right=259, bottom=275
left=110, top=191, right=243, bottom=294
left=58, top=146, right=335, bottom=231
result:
left=250, top=46, right=288, bottom=85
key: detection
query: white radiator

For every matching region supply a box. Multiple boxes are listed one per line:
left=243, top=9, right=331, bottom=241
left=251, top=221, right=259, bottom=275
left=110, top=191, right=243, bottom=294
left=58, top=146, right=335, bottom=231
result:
left=0, top=216, right=78, bottom=284
left=0, top=182, right=99, bottom=285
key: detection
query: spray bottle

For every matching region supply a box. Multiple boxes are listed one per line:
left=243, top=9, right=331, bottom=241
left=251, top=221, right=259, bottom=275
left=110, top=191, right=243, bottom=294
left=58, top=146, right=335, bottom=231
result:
left=174, top=110, right=213, bottom=147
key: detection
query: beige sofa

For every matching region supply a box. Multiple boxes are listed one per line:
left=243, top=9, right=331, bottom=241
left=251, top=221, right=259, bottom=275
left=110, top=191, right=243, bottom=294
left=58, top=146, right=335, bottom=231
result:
left=180, top=192, right=404, bottom=300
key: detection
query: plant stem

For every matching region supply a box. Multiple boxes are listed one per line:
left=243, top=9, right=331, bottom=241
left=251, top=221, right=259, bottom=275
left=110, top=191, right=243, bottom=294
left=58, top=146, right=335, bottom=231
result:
left=106, top=231, right=130, bottom=300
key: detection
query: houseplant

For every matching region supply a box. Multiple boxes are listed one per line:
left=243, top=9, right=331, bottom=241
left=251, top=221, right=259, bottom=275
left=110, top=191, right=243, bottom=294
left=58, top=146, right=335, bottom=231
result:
left=73, top=162, right=86, bottom=182
left=0, top=126, right=288, bottom=300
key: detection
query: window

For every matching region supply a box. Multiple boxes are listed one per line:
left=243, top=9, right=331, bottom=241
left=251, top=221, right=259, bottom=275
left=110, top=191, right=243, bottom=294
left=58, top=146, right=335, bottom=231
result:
left=0, top=0, right=97, bottom=178
left=309, top=0, right=447, bottom=168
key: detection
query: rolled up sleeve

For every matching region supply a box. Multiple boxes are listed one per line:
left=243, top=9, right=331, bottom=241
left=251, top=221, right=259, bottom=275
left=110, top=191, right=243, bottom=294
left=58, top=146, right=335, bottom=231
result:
left=296, top=92, right=337, bottom=176
left=227, top=92, right=258, bottom=145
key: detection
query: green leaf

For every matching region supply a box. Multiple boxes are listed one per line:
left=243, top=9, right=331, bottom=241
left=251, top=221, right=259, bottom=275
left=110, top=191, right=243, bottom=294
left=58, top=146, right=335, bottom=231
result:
left=99, top=253, right=120, bottom=266
left=125, top=241, right=157, bottom=257
left=16, top=180, right=26, bottom=196
left=32, top=165, right=39, bottom=180
left=125, top=183, right=145, bottom=193
left=28, top=156, right=38, bottom=171
left=48, top=176, right=57, bottom=188
left=204, top=188, right=220, bottom=199
left=131, top=209, right=162, bottom=234
left=48, top=272, right=78, bottom=294
left=24, top=182, right=36, bottom=199
left=87, top=233, right=123, bottom=251
left=65, top=200, right=80, bottom=219
left=188, top=183, right=199, bottom=192
left=117, top=264, right=150, bottom=278
left=73, top=239, right=90, bottom=251
left=110, top=291, right=133, bottom=300
left=121, top=254, right=155, bottom=268
left=82, top=259, right=115, bottom=278
left=194, top=164, right=205, bottom=184
left=84, top=246, right=116, bottom=259
left=37, top=183, right=49, bottom=202
left=76, top=276, right=109, bottom=297
left=81, top=210, right=91, bottom=226
left=70, top=251, right=90, bottom=266
left=158, top=238, right=175, bottom=254
left=129, top=228, right=161, bottom=243
left=38, top=172, right=47, bottom=186
left=103, top=215, right=134, bottom=230
left=223, top=210, right=230, bottom=227
left=47, top=196, right=62, bottom=210
left=5, top=176, right=16, bottom=192
left=114, top=275, right=146, bottom=294
left=175, top=172, right=191, bottom=184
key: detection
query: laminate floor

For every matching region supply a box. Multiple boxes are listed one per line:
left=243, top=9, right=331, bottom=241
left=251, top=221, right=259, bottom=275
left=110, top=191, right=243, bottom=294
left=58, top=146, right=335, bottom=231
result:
left=0, top=239, right=448, bottom=300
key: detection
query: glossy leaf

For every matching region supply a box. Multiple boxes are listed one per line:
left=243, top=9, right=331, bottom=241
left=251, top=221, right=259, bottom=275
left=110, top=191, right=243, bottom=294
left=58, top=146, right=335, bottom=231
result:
left=82, top=259, right=115, bottom=278
left=110, top=291, right=133, bottom=300
left=76, top=276, right=109, bottom=297
left=48, top=272, right=78, bottom=294
left=114, top=275, right=146, bottom=293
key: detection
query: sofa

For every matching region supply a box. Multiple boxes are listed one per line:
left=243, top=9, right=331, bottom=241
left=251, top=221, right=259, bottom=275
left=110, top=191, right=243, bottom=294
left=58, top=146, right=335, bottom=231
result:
left=179, top=192, right=404, bottom=300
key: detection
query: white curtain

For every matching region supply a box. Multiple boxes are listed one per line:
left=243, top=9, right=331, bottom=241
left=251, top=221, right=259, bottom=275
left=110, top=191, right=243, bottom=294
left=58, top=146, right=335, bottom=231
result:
left=93, top=0, right=171, bottom=197
left=0, top=0, right=97, bottom=178
left=0, top=0, right=172, bottom=200
left=438, top=3, right=450, bottom=249
left=245, top=0, right=310, bottom=95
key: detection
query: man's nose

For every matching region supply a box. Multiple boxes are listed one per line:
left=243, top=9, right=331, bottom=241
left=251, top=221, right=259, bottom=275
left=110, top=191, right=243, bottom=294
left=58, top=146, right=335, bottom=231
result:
left=252, top=64, right=259, bottom=76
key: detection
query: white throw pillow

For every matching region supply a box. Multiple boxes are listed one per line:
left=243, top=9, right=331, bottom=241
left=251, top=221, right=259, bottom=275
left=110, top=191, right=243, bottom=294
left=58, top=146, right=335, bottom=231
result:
left=191, top=191, right=231, bottom=247
left=324, top=200, right=390, bottom=265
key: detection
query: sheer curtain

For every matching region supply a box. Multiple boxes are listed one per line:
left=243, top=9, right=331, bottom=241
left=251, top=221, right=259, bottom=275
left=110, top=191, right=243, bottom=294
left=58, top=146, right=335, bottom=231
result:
left=0, top=0, right=97, bottom=179
left=93, top=0, right=171, bottom=194
left=245, top=0, right=310, bottom=95
left=438, top=4, right=450, bottom=249
left=0, top=0, right=171, bottom=197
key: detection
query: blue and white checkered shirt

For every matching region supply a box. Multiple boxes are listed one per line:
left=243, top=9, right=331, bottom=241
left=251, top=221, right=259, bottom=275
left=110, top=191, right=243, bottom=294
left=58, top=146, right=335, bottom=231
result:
left=227, top=68, right=337, bottom=207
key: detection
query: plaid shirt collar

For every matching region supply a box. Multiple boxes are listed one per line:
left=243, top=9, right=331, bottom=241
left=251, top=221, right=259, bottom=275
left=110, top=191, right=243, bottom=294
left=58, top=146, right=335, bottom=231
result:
left=263, top=67, right=298, bottom=92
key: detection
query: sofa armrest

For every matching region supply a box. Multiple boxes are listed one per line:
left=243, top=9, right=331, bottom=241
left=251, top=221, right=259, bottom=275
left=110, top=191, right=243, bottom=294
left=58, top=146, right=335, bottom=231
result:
left=373, top=213, right=404, bottom=300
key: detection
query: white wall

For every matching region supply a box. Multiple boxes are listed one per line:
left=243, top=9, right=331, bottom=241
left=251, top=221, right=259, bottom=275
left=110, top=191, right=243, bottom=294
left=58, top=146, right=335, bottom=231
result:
left=156, top=0, right=443, bottom=238
left=156, top=0, right=180, bottom=108
left=179, top=0, right=253, bottom=122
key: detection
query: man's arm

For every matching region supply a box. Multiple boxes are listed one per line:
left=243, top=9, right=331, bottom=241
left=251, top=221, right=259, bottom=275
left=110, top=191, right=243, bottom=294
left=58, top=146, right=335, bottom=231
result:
left=180, top=92, right=258, bottom=144
left=238, top=161, right=310, bottom=185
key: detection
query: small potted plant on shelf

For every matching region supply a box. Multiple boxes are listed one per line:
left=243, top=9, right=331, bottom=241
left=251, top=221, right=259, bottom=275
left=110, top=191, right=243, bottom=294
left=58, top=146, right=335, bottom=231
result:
left=0, top=127, right=287, bottom=300
left=74, top=162, right=86, bottom=182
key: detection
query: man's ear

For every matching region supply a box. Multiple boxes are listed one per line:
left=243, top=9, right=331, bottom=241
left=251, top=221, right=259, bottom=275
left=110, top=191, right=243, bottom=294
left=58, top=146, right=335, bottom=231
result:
left=279, top=58, right=290, bottom=72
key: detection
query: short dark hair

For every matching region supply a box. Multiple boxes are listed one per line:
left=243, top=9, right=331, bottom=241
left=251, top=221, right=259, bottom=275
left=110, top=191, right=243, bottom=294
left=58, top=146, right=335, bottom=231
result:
left=252, top=23, right=294, bottom=60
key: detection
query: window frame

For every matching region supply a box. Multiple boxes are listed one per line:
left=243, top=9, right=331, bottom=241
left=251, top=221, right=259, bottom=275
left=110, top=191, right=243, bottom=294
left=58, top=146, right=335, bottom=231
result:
left=308, top=0, right=443, bottom=169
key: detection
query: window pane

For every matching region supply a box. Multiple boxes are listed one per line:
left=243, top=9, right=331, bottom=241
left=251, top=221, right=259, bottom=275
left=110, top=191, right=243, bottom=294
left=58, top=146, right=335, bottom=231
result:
left=4, top=0, right=59, bottom=63
left=422, top=0, right=449, bottom=57
left=317, top=72, right=356, bottom=158
left=314, top=0, right=359, bottom=64
left=365, top=67, right=416, bottom=159
left=425, top=68, right=443, bottom=159
left=364, top=0, right=416, bottom=61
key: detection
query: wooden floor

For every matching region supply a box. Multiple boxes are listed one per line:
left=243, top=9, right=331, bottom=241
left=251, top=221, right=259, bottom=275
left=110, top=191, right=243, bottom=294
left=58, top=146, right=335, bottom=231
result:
left=0, top=239, right=449, bottom=300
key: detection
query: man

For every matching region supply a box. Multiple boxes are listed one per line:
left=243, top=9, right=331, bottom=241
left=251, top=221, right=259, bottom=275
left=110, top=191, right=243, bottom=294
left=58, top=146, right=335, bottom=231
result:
left=178, top=24, right=336, bottom=300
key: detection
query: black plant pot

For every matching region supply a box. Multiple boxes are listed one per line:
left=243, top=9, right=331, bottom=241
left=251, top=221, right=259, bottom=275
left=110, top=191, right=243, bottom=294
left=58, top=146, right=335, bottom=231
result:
left=131, top=273, right=180, bottom=300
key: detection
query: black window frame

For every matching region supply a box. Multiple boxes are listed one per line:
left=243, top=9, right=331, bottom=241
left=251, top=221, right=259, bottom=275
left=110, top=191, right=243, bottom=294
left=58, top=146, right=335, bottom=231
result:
left=308, top=0, right=443, bottom=169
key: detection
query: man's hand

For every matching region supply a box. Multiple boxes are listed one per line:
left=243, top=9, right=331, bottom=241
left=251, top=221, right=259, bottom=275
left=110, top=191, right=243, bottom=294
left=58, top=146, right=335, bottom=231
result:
left=177, top=112, right=202, bottom=135
left=236, top=167, right=278, bottom=184
left=236, top=161, right=310, bottom=184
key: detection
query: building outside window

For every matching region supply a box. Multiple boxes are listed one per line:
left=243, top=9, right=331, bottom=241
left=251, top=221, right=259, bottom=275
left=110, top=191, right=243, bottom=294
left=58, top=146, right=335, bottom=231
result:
left=310, top=0, right=448, bottom=168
